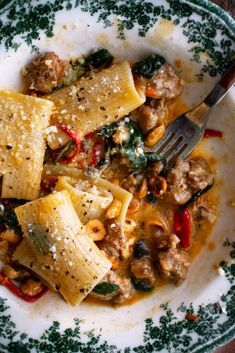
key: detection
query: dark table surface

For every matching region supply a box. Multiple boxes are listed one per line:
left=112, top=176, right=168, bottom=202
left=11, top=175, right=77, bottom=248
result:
left=211, top=1, right=234, bottom=352
left=212, top=0, right=235, bottom=18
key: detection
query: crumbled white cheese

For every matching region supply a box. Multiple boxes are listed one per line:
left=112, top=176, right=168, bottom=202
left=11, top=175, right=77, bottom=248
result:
left=112, top=124, right=130, bottom=144
left=45, top=126, right=58, bottom=134
left=50, top=245, right=56, bottom=253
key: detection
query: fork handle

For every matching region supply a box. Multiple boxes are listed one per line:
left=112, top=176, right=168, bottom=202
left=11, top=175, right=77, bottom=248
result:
left=204, top=60, right=235, bottom=107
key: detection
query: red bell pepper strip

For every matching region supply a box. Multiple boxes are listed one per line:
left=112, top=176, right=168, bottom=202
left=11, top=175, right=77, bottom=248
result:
left=0, top=274, right=48, bottom=303
left=203, top=129, right=223, bottom=138
left=56, top=122, right=81, bottom=164
left=146, top=86, right=157, bottom=98
left=173, top=208, right=192, bottom=248
left=84, top=132, right=95, bottom=139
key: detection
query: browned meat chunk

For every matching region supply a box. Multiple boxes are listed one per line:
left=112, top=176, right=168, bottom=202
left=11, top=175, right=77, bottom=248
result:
left=167, top=158, right=213, bottom=205
left=158, top=247, right=190, bottom=285
left=130, top=257, right=157, bottom=286
left=154, top=233, right=180, bottom=251
left=187, top=158, right=214, bottom=190
left=99, top=221, right=127, bottom=259
left=133, top=99, right=168, bottom=133
left=23, top=52, right=68, bottom=93
left=90, top=270, right=135, bottom=304
left=146, top=63, right=183, bottom=100
left=152, top=233, right=189, bottom=285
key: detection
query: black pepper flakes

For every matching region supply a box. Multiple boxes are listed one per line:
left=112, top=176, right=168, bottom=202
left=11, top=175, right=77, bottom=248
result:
left=6, top=144, right=12, bottom=150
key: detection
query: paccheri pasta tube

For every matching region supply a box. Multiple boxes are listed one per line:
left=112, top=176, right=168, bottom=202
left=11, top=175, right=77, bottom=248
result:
left=13, top=190, right=111, bottom=305
left=0, top=90, right=53, bottom=200
left=44, top=164, right=133, bottom=225
left=45, top=61, right=145, bottom=149
left=55, top=176, right=113, bottom=223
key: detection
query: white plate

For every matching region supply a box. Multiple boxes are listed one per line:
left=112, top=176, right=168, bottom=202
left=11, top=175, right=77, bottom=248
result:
left=0, top=1, right=234, bottom=352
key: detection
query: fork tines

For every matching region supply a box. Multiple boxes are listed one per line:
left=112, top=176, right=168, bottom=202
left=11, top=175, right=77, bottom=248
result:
left=152, top=115, right=204, bottom=170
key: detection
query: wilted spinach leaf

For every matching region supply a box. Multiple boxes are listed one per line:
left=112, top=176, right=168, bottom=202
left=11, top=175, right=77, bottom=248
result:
left=0, top=203, right=22, bottom=235
left=86, top=48, right=113, bottom=69
left=133, top=54, right=165, bottom=79
left=132, top=278, right=153, bottom=292
left=93, top=282, right=120, bottom=295
left=133, top=239, right=149, bottom=259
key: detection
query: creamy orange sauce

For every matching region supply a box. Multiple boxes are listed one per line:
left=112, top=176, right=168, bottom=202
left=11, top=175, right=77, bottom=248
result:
left=167, top=97, right=189, bottom=124
left=86, top=96, right=218, bottom=307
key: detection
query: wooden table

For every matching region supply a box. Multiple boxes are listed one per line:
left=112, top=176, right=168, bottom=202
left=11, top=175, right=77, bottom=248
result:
left=212, top=1, right=234, bottom=352
left=212, top=0, right=235, bottom=18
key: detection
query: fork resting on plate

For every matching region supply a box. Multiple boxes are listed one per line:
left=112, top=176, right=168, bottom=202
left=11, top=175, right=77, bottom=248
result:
left=152, top=60, right=235, bottom=170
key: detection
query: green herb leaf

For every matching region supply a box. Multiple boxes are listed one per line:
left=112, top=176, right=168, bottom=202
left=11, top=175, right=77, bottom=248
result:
left=145, top=152, right=163, bottom=162
left=118, top=120, right=147, bottom=171
left=98, top=124, right=116, bottom=138
left=93, top=282, right=120, bottom=295
left=99, top=120, right=166, bottom=171
left=133, top=54, right=165, bottom=79
left=0, top=203, right=22, bottom=235
left=133, top=240, right=149, bottom=259
left=132, top=278, right=153, bottom=292
left=86, top=48, right=113, bottom=69
left=27, top=224, right=52, bottom=256
left=61, top=58, right=86, bottom=87
left=54, top=140, right=76, bottom=163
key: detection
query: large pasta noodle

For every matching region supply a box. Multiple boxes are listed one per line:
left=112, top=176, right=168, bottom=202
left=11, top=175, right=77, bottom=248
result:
left=45, top=61, right=146, bottom=149
left=13, top=190, right=111, bottom=305
left=43, top=164, right=132, bottom=224
left=0, top=90, right=53, bottom=200
left=13, top=239, right=55, bottom=290
left=55, top=176, right=113, bottom=223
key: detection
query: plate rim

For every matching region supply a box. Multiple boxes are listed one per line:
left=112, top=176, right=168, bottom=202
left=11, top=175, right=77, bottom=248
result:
left=0, top=1, right=234, bottom=353
left=186, top=0, right=235, bottom=36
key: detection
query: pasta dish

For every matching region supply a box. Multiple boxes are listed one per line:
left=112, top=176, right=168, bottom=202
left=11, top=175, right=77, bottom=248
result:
left=0, top=49, right=218, bottom=305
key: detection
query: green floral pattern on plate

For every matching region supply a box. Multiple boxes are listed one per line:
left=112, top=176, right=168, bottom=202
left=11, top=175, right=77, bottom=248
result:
left=0, top=0, right=234, bottom=77
left=0, top=1, right=235, bottom=352
left=0, top=240, right=234, bottom=353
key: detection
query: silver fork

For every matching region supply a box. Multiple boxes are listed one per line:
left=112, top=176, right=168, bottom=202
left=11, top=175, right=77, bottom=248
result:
left=152, top=60, right=235, bottom=170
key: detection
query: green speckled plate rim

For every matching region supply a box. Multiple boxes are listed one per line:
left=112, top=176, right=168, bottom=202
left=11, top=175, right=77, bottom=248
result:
left=0, top=1, right=234, bottom=353
left=188, top=0, right=235, bottom=35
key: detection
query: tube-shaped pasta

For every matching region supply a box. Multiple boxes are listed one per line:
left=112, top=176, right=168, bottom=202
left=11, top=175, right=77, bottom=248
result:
left=95, top=178, right=132, bottom=224
left=43, top=164, right=132, bottom=224
left=55, top=176, right=113, bottom=223
left=14, top=191, right=111, bottom=305
left=45, top=61, right=146, bottom=149
left=0, top=90, right=53, bottom=200
left=13, top=239, right=55, bottom=290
